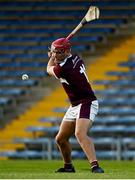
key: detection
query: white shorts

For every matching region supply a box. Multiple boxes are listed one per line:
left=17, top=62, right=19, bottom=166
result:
left=63, top=100, right=98, bottom=122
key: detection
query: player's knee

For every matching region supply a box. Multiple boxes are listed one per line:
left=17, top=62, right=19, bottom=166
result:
left=75, top=131, right=85, bottom=143
left=55, top=134, right=61, bottom=145
left=55, top=134, right=65, bottom=145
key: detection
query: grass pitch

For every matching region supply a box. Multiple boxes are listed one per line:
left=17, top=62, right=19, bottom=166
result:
left=0, top=160, right=135, bottom=179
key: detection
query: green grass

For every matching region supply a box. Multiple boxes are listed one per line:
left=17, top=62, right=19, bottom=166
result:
left=0, top=160, right=135, bottom=179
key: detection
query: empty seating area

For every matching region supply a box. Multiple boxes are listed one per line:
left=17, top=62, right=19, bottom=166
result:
left=0, top=0, right=135, bottom=160
left=92, top=54, right=135, bottom=159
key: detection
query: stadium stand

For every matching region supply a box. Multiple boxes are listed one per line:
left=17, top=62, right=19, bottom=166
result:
left=0, top=0, right=135, bottom=160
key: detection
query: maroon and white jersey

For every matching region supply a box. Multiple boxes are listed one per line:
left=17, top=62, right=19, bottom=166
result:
left=53, top=54, right=97, bottom=106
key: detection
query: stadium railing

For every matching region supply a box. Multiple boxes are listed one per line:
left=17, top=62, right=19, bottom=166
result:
left=121, top=138, right=135, bottom=160
left=13, top=137, right=53, bottom=160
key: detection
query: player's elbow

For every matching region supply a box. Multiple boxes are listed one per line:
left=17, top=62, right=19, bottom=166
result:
left=46, top=66, right=54, bottom=76
left=46, top=66, right=51, bottom=75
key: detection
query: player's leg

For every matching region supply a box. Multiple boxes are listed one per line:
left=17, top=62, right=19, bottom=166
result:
left=75, top=118, right=96, bottom=161
left=55, top=119, right=75, bottom=172
left=75, top=100, right=104, bottom=173
left=75, top=118, right=104, bottom=173
left=55, top=120, right=75, bottom=163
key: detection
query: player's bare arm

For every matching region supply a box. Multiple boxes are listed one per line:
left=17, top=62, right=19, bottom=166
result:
left=46, top=49, right=56, bottom=76
left=47, top=58, right=55, bottom=76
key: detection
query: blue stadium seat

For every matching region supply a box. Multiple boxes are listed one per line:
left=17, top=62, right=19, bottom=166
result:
left=70, top=137, right=117, bottom=147
left=124, top=126, right=135, bottom=133
left=26, top=126, right=59, bottom=137
left=0, top=71, right=7, bottom=77
left=90, top=125, right=127, bottom=136
left=122, top=137, right=135, bottom=160
left=0, top=97, right=12, bottom=106
left=122, top=137, right=135, bottom=145
left=0, top=1, right=134, bottom=8
left=0, top=79, right=38, bottom=87
left=106, top=71, right=135, bottom=78
left=39, top=117, right=61, bottom=125
left=0, top=71, right=47, bottom=78
left=122, top=151, right=135, bottom=160
left=0, top=62, right=47, bottom=67
left=0, top=54, right=15, bottom=59
left=119, top=61, right=135, bottom=68
left=95, top=88, right=135, bottom=96
left=0, top=150, right=48, bottom=159
left=49, top=27, right=115, bottom=34
left=94, top=79, right=135, bottom=87
left=102, top=9, right=135, bottom=16
left=72, top=35, right=104, bottom=43
left=99, top=107, right=135, bottom=115
left=99, top=98, right=135, bottom=106
left=52, top=150, right=86, bottom=159
left=95, top=116, right=135, bottom=125
left=96, top=150, right=117, bottom=160
left=0, top=45, right=26, bottom=51
left=53, top=107, right=67, bottom=113
left=14, top=137, right=50, bottom=144
left=0, top=88, right=26, bottom=96
left=89, top=19, right=127, bottom=25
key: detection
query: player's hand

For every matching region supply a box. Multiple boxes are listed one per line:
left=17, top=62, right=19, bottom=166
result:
left=48, top=51, right=56, bottom=63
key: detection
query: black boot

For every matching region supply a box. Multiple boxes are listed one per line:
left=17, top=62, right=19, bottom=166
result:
left=92, top=166, right=104, bottom=173
left=55, top=166, right=75, bottom=173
